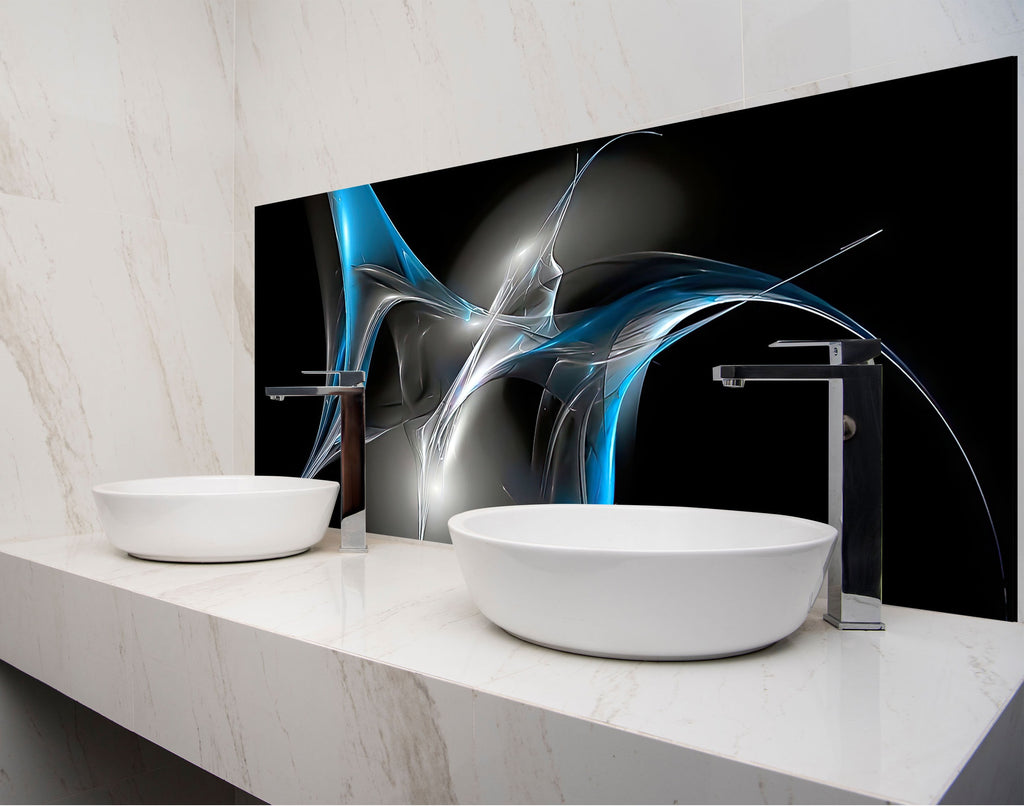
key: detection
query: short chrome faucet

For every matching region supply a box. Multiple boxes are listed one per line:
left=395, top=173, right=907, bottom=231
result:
left=265, top=370, right=367, bottom=553
left=713, top=339, right=884, bottom=630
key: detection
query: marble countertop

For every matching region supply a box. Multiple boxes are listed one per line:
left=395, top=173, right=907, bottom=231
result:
left=1, top=529, right=1022, bottom=804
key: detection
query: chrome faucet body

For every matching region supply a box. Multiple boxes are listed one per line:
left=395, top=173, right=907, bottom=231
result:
left=713, top=339, right=884, bottom=630
left=265, top=371, right=367, bottom=553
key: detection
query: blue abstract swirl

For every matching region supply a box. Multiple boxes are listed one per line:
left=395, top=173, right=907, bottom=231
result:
left=295, top=135, right=1003, bottom=603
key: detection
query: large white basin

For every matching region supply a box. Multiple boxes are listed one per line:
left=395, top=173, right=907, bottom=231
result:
left=93, top=475, right=339, bottom=562
left=448, top=504, right=837, bottom=661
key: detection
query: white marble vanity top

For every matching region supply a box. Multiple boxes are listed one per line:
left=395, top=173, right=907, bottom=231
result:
left=0, top=529, right=1021, bottom=804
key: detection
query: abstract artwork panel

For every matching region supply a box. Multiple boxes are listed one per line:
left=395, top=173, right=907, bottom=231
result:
left=257, top=58, right=1016, bottom=621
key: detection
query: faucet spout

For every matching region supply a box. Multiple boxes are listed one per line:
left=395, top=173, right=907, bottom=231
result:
left=713, top=363, right=879, bottom=383
left=712, top=339, right=884, bottom=630
left=265, top=371, right=367, bottom=553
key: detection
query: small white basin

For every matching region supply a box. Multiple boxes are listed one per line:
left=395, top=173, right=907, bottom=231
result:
left=448, top=504, right=837, bottom=660
left=93, top=475, right=339, bottom=562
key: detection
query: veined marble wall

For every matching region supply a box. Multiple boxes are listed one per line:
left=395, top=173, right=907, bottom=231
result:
left=233, top=0, right=1024, bottom=619
left=0, top=0, right=235, bottom=542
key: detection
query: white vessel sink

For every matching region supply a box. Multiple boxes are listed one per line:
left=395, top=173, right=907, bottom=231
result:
left=93, top=475, right=339, bottom=562
left=448, top=504, right=837, bottom=660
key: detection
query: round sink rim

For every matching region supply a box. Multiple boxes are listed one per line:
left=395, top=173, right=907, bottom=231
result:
left=448, top=503, right=837, bottom=556
left=93, top=474, right=338, bottom=497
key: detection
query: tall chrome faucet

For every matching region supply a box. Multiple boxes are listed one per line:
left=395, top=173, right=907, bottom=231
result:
left=265, top=371, right=367, bottom=553
left=713, top=339, right=884, bottom=630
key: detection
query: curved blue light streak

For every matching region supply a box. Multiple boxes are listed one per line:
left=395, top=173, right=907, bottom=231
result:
left=294, top=136, right=1004, bottom=608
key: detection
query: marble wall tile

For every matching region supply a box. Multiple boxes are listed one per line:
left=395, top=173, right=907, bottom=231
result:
left=233, top=0, right=743, bottom=217
left=0, top=193, right=233, bottom=538
left=742, top=0, right=1024, bottom=98
left=413, top=0, right=743, bottom=174
left=1, top=0, right=236, bottom=536
left=0, top=0, right=234, bottom=228
left=234, top=0, right=429, bottom=216
left=744, top=26, right=1024, bottom=109
left=233, top=228, right=256, bottom=474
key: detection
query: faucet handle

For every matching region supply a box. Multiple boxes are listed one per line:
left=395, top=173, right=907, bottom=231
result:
left=301, top=370, right=366, bottom=386
left=769, top=339, right=881, bottom=365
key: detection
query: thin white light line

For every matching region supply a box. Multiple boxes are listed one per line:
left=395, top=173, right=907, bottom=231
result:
left=698, top=229, right=884, bottom=333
